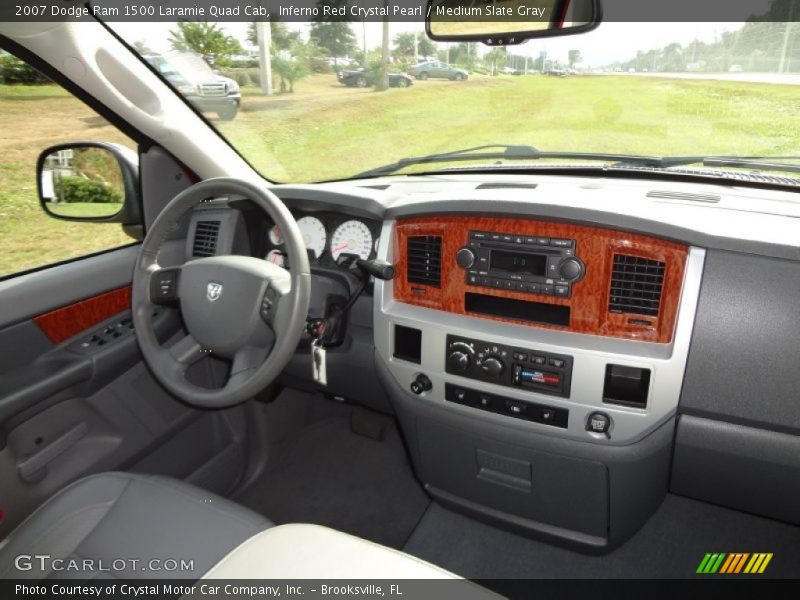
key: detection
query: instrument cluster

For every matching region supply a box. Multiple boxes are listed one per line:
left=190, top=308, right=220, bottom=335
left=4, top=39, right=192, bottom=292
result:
left=264, top=213, right=381, bottom=269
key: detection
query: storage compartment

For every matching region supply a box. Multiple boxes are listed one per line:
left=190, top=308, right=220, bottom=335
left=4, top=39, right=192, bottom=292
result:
left=393, top=324, right=422, bottom=364
left=672, top=415, right=800, bottom=525
left=603, top=364, right=651, bottom=408
left=465, top=292, right=570, bottom=327
left=416, top=419, right=608, bottom=539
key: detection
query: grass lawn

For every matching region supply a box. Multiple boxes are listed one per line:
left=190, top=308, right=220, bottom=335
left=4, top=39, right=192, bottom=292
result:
left=2, top=73, right=800, bottom=276
left=217, top=73, right=800, bottom=182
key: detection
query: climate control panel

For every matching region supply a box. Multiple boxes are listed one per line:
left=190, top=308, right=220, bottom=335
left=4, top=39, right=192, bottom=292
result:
left=445, top=334, right=573, bottom=398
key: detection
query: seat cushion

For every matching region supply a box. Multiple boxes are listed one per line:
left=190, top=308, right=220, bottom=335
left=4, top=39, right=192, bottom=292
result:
left=0, top=472, right=271, bottom=579
left=202, top=523, right=463, bottom=579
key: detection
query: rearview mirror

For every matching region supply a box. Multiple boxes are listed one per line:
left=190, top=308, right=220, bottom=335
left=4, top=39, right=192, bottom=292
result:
left=37, top=142, right=140, bottom=224
left=426, top=0, right=602, bottom=45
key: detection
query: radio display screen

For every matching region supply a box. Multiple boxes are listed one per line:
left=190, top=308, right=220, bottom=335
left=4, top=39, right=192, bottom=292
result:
left=490, top=250, right=547, bottom=276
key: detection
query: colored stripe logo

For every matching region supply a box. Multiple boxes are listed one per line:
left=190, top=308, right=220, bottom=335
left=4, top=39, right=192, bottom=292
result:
left=697, top=553, right=773, bottom=574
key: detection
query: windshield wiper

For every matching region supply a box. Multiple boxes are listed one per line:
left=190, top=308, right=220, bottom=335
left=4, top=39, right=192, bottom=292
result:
left=355, top=146, right=800, bottom=179
left=355, top=145, right=709, bottom=178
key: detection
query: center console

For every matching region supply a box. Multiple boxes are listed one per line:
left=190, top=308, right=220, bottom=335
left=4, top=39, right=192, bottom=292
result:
left=374, top=213, right=704, bottom=551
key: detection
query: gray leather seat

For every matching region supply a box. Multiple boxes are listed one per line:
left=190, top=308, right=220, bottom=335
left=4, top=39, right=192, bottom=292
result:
left=0, top=472, right=272, bottom=579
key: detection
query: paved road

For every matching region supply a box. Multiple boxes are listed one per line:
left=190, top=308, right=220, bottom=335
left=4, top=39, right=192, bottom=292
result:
left=622, top=71, right=800, bottom=85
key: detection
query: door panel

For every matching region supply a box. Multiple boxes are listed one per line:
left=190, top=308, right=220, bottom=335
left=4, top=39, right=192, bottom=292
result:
left=0, top=244, right=251, bottom=538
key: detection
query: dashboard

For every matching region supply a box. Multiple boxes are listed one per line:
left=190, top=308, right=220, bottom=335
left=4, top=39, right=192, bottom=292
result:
left=183, top=172, right=800, bottom=549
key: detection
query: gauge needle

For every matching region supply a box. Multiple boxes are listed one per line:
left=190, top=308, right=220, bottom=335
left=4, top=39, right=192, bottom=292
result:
left=332, top=243, right=350, bottom=254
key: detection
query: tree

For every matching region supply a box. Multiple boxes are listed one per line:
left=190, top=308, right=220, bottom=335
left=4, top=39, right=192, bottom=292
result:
left=168, top=22, right=243, bottom=67
left=568, top=49, right=582, bottom=68
left=392, top=32, right=416, bottom=59
left=484, top=47, right=507, bottom=75
left=247, top=19, right=300, bottom=53
left=133, top=40, right=152, bottom=54
left=418, top=36, right=436, bottom=59
left=309, top=2, right=357, bottom=64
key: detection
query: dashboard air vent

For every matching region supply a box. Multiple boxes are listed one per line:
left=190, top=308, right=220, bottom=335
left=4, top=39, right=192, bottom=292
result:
left=192, top=220, right=221, bottom=257
left=407, top=236, right=442, bottom=287
left=609, top=254, right=665, bottom=317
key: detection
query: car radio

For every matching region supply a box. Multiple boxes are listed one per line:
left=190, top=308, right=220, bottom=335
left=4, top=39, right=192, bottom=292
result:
left=456, top=230, right=585, bottom=298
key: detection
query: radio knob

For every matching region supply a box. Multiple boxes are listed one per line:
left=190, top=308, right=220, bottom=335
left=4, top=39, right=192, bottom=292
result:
left=481, top=356, right=505, bottom=378
left=456, top=247, right=476, bottom=269
left=447, top=351, right=471, bottom=373
left=558, top=257, right=584, bottom=282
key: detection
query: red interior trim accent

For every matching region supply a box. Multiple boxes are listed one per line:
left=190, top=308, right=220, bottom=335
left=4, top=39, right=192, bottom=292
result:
left=34, top=286, right=132, bottom=344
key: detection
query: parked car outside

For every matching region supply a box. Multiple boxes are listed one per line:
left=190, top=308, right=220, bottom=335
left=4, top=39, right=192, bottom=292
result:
left=337, top=68, right=413, bottom=88
left=407, top=61, right=468, bottom=81
left=143, top=52, right=241, bottom=121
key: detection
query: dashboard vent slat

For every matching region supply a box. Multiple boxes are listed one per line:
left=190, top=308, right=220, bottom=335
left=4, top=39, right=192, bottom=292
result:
left=406, top=236, right=442, bottom=287
left=608, top=254, right=665, bottom=317
left=193, top=220, right=221, bottom=257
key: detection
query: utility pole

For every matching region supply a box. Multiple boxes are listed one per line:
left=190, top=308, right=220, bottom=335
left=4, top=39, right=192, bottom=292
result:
left=256, top=21, right=273, bottom=96
left=362, top=21, right=367, bottom=64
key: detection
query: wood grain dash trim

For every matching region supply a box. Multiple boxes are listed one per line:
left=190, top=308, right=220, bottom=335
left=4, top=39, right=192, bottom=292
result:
left=394, top=217, right=688, bottom=343
left=34, top=286, right=132, bottom=344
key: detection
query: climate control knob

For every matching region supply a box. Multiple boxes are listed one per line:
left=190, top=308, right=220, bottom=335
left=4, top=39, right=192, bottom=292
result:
left=558, top=257, right=585, bottom=282
left=480, top=356, right=505, bottom=378
left=447, top=351, right=471, bottom=373
left=456, top=247, right=476, bottom=269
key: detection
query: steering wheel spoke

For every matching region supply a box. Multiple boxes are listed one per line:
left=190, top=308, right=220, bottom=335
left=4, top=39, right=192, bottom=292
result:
left=167, top=333, right=203, bottom=365
left=227, top=345, right=270, bottom=388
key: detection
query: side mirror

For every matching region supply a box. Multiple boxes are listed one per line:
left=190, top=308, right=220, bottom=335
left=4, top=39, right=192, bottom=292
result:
left=37, top=142, right=141, bottom=224
left=426, top=0, right=602, bottom=45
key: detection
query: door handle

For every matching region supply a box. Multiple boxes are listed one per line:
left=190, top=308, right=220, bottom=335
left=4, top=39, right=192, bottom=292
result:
left=17, top=422, right=88, bottom=483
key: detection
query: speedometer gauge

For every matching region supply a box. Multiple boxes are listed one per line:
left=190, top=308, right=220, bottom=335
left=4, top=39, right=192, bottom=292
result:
left=330, top=220, right=373, bottom=261
left=296, top=216, right=327, bottom=259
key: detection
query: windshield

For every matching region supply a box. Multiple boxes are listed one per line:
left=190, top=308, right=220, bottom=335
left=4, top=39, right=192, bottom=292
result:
left=112, top=20, right=800, bottom=183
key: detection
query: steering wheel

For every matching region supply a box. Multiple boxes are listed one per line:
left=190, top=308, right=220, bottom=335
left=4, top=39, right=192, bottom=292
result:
left=131, top=178, right=311, bottom=407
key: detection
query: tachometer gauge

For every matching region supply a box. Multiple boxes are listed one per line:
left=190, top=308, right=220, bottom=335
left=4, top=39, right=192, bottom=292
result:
left=296, top=216, right=327, bottom=259
left=330, top=220, right=373, bottom=261
left=266, top=249, right=286, bottom=268
left=268, top=225, right=284, bottom=246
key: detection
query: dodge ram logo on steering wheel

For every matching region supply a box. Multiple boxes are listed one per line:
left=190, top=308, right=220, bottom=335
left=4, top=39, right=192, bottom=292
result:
left=206, top=282, right=223, bottom=302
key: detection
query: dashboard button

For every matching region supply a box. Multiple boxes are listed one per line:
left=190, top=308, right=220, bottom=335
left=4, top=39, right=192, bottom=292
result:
left=549, top=358, right=565, bottom=368
left=551, top=238, right=574, bottom=248
left=477, top=394, right=494, bottom=409
left=531, top=355, right=546, bottom=365
left=541, top=408, right=556, bottom=422
left=512, top=352, right=528, bottom=361
left=536, top=237, right=550, bottom=245
left=542, top=285, right=554, bottom=295
left=554, top=285, right=569, bottom=297
left=505, top=400, right=525, bottom=417
left=471, top=232, right=488, bottom=240
left=587, top=412, right=611, bottom=435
